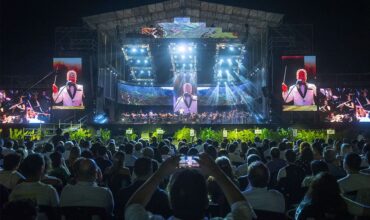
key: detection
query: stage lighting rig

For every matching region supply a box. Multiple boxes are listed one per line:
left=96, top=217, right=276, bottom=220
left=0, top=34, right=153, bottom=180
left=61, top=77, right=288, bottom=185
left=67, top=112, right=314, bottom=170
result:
left=214, top=43, right=245, bottom=84
left=169, top=42, right=197, bottom=75
left=122, top=44, right=155, bottom=85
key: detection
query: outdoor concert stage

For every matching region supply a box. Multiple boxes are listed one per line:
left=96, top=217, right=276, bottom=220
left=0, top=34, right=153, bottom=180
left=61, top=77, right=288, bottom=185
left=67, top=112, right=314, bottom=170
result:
left=1, top=1, right=370, bottom=129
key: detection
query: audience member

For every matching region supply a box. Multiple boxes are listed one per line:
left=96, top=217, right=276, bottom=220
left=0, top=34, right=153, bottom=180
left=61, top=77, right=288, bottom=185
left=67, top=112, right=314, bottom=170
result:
left=207, top=156, right=239, bottom=217
left=60, top=158, right=114, bottom=214
left=243, top=161, right=285, bottom=213
left=338, top=152, right=370, bottom=205
left=296, top=172, right=351, bottom=220
left=0, top=153, right=24, bottom=189
left=266, top=147, right=287, bottom=187
left=9, top=154, right=59, bottom=207
left=301, top=160, right=329, bottom=188
left=104, top=151, right=131, bottom=199
left=124, top=154, right=255, bottom=220
left=95, top=144, right=112, bottom=173
left=323, top=148, right=346, bottom=179
left=116, top=157, right=171, bottom=219
left=49, top=151, right=70, bottom=185
left=277, top=149, right=306, bottom=207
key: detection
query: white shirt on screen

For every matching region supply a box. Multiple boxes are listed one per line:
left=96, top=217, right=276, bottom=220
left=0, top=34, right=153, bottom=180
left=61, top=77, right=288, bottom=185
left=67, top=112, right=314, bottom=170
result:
left=53, top=84, right=84, bottom=107
left=282, top=83, right=316, bottom=106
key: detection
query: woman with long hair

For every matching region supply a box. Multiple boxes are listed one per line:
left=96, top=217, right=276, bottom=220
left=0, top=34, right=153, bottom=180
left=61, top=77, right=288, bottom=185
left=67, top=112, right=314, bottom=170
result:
left=296, top=172, right=351, bottom=220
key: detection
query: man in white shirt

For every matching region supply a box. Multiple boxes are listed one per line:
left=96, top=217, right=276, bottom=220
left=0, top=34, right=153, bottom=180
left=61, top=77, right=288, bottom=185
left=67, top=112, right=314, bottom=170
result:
left=60, top=158, right=114, bottom=214
left=243, top=161, right=285, bottom=213
left=338, top=152, right=370, bottom=206
left=9, top=154, right=59, bottom=207
left=282, top=69, right=316, bottom=106
left=0, top=153, right=24, bottom=189
left=52, top=70, right=84, bottom=107
left=174, top=83, right=197, bottom=114
left=1, top=140, right=15, bottom=156
left=125, top=153, right=255, bottom=220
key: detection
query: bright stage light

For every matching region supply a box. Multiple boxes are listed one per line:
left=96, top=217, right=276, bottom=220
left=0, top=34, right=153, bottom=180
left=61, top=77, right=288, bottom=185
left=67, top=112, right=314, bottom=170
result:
left=178, top=46, right=186, bottom=52
left=229, top=46, right=234, bottom=51
left=188, top=46, right=193, bottom=52
left=227, top=58, right=232, bottom=65
left=189, top=55, right=192, bottom=59
left=219, top=59, right=224, bottom=64
left=140, top=70, right=144, bottom=74
left=144, top=59, right=148, bottom=64
left=218, top=70, right=222, bottom=77
left=136, top=59, right=141, bottom=64
left=131, top=48, right=137, bottom=53
left=181, top=55, right=185, bottom=59
left=174, top=55, right=178, bottom=59
left=140, top=48, right=145, bottom=53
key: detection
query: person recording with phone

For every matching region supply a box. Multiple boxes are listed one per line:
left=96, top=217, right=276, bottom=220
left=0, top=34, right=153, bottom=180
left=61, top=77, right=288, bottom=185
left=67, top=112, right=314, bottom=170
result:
left=282, top=69, right=316, bottom=106
left=125, top=153, right=255, bottom=220
left=52, top=70, right=84, bottom=107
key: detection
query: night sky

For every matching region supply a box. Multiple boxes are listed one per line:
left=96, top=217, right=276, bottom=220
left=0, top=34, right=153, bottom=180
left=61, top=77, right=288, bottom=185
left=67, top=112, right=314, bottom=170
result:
left=1, top=0, right=370, bottom=80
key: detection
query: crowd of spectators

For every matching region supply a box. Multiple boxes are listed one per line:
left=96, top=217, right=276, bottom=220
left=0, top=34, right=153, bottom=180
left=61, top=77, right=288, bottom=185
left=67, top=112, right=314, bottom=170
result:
left=0, top=128, right=370, bottom=220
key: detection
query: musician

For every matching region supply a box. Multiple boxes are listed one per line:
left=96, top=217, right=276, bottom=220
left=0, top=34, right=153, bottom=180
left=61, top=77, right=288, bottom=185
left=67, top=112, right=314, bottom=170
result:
left=52, top=70, right=84, bottom=107
left=358, top=89, right=370, bottom=110
left=174, top=83, right=197, bottom=114
left=282, top=69, right=317, bottom=106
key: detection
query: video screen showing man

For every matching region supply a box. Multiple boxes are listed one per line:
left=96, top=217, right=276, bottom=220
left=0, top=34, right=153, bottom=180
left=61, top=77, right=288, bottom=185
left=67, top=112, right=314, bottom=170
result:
left=282, top=69, right=317, bottom=111
left=52, top=70, right=84, bottom=108
left=174, top=83, right=197, bottom=114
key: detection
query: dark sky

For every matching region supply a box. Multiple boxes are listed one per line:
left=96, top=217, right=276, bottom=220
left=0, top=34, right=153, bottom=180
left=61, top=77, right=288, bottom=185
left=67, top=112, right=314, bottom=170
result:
left=1, top=0, right=370, bottom=79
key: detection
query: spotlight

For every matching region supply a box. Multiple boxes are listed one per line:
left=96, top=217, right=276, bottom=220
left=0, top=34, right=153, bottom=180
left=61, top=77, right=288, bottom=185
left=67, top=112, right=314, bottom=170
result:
left=227, top=58, right=232, bottom=65
left=189, top=55, right=192, bottom=59
left=174, top=55, right=178, bottom=59
left=225, top=70, right=230, bottom=74
left=140, top=48, right=145, bottom=53
left=144, top=59, right=148, bottom=64
left=219, top=59, right=224, bottom=64
left=144, top=82, right=147, bottom=85
left=178, top=46, right=186, bottom=52
left=188, top=46, right=193, bottom=52
left=181, top=55, right=185, bottom=59
left=136, top=60, right=141, bottom=64
left=229, top=46, right=234, bottom=51
left=131, top=48, right=137, bottom=53
left=140, top=70, right=144, bottom=74
left=189, top=64, right=193, bottom=67
left=150, top=82, right=154, bottom=86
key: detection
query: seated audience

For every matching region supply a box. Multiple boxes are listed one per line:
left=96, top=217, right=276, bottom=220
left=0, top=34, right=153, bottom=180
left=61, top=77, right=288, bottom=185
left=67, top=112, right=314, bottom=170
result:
left=361, top=152, right=370, bottom=174
left=0, top=153, right=24, bottom=189
left=66, top=146, right=81, bottom=176
left=133, top=142, right=143, bottom=158
left=49, top=151, right=70, bottom=185
left=266, top=147, right=286, bottom=187
left=277, top=149, right=306, bottom=207
left=60, top=158, right=114, bottom=215
left=323, top=148, right=346, bottom=179
left=243, top=161, right=285, bottom=213
left=301, top=160, right=329, bottom=188
left=124, top=153, right=255, bottom=220
left=95, top=144, right=112, bottom=173
left=123, top=143, right=137, bottom=168
left=296, top=146, right=314, bottom=175
left=9, top=154, right=59, bottom=207
left=207, top=156, right=239, bottom=217
left=104, top=151, right=131, bottom=200
left=116, top=157, right=171, bottom=219
left=296, top=172, right=351, bottom=220
left=338, top=152, right=370, bottom=205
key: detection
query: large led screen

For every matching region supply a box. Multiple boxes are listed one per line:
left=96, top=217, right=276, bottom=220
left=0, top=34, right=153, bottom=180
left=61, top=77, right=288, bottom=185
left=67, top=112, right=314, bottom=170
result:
left=117, top=83, right=173, bottom=106
left=52, top=58, right=84, bottom=110
left=0, top=89, right=52, bottom=124
left=319, top=88, right=370, bottom=123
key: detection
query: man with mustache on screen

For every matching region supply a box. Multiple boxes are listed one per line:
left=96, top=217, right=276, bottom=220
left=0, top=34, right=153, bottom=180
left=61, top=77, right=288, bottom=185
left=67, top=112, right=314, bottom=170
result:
left=282, top=69, right=316, bottom=106
left=52, top=70, right=84, bottom=107
left=174, top=83, right=197, bottom=114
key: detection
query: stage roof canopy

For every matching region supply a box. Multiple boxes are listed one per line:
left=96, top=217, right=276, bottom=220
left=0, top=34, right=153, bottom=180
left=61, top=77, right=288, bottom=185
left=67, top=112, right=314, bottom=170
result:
left=83, top=0, right=284, bottom=39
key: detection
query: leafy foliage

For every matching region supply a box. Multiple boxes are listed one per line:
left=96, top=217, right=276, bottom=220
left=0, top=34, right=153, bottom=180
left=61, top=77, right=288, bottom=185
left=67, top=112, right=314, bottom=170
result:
left=69, top=128, right=93, bottom=142
left=174, top=127, right=192, bottom=142
left=99, top=129, right=111, bottom=144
